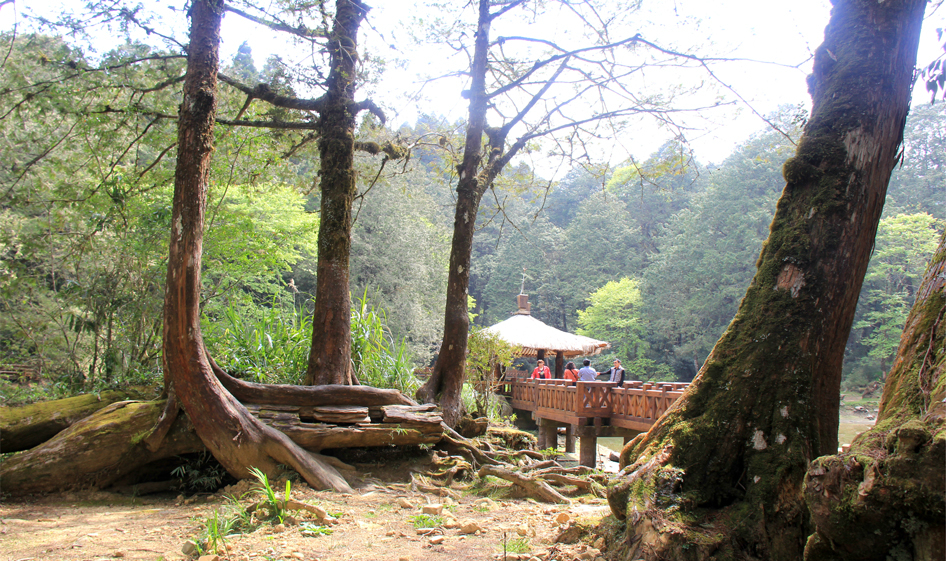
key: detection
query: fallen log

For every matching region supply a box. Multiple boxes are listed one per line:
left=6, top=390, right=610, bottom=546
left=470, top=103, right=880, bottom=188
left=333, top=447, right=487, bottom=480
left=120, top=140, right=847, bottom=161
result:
left=0, top=400, right=204, bottom=496
left=382, top=405, right=443, bottom=425
left=1, top=389, right=152, bottom=453
left=477, top=464, right=570, bottom=504
left=276, top=423, right=443, bottom=451
left=301, top=405, right=371, bottom=424
left=216, top=369, right=415, bottom=407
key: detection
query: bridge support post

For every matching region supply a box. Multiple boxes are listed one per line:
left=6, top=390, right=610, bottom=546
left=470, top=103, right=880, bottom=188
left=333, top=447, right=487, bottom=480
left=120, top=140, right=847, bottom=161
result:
left=578, top=426, right=597, bottom=467
left=564, top=425, right=575, bottom=453
left=537, top=418, right=557, bottom=450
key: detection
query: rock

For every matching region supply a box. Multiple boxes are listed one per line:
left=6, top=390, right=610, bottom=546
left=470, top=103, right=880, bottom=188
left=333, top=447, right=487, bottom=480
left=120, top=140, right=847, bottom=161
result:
left=517, top=523, right=529, bottom=536
left=273, top=524, right=287, bottom=533
left=554, top=512, right=570, bottom=524
left=554, top=521, right=582, bottom=544
left=182, top=540, right=200, bottom=556
left=429, top=535, right=445, bottom=545
left=112, top=553, right=124, bottom=558
left=396, top=497, right=416, bottom=509
left=197, top=556, right=220, bottom=561
left=386, top=530, right=397, bottom=536
left=474, top=498, right=498, bottom=511
left=289, top=553, right=304, bottom=560
left=283, top=515, right=298, bottom=525
left=398, top=556, right=412, bottom=561
left=592, top=537, right=606, bottom=550
left=422, top=503, right=443, bottom=515
left=578, top=547, right=601, bottom=560
left=443, top=516, right=460, bottom=529
left=460, top=520, right=484, bottom=534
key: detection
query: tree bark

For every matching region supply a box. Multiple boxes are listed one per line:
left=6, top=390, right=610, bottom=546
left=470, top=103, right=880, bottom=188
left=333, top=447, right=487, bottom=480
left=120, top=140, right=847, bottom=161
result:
left=0, top=389, right=149, bottom=453
left=162, top=0, right=350, bottom=492
left=416, top=0, right=493, bottom=426
left=0, top=400, right=204, bottom=496
left=304, top=0, right=369, bottom=386
left=607, top=1, right=927, bottom=559
left=803, top=233, right=945, bottom=561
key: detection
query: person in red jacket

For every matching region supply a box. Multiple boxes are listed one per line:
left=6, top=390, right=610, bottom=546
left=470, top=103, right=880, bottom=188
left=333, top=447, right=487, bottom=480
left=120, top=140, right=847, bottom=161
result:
left=530, top=359, right=551, bottom=379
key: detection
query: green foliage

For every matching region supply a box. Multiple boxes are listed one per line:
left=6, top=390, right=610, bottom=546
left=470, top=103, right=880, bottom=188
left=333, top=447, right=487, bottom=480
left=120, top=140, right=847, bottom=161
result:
left=408, top=513, right=444, bottom=529
left=299, top=521, right=334, bottom=537
left=350, top=291, right=417, bottom=394
left=206, top=299, right=312, bottom=385
left=171, top=452, right=233, bottom=493
left=248, top=466, right=290, bottom=524
left=578, top=278, right=670, bottom=380
left=465, top=326, right=519, bottom=418
left=850, top=213, right=943, bottom=379
left=501, top=536, right=531, bottom=554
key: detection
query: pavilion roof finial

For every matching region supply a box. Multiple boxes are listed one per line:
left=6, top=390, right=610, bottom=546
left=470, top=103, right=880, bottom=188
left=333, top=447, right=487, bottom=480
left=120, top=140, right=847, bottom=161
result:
left=519, top=268, right=528, bottom=295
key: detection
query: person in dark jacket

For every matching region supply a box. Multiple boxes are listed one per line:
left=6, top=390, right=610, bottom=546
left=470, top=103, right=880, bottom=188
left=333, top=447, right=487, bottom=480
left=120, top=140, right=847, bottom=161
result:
left=600, top=359, right=625, bottom=385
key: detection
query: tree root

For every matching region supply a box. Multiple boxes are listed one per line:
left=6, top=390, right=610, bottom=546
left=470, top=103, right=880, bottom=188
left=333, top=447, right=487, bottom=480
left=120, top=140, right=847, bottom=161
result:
left=478, top=464, right=570, bottom=504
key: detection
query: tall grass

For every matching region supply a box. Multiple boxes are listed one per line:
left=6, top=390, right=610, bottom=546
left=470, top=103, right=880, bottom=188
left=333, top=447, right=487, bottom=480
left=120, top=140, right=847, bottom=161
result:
left=207, top=299, right=312, bottom=385
left=207, top=291, right=416, bottom=393
left=350, top=290, right=417, bottom=395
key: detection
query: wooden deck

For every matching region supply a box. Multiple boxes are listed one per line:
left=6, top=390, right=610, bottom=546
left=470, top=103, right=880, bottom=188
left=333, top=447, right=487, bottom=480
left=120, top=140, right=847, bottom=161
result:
left=503, top=378, right=687, bottom=428
left=499, top=377, right=688, bottom=465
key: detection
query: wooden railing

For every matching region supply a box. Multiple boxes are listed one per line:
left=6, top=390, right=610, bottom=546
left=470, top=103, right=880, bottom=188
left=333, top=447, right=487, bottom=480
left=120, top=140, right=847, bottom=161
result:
left=506, top=378, right=688, bottom=428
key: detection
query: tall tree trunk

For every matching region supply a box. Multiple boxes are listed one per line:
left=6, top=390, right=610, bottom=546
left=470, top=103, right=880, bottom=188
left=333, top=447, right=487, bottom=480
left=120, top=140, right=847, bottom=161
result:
left=305, top=0, right=368, bottom=386
left=416, top=0, right=493, bottom=427
left=607, top=0, right=927, bottom=559
left=803, top=233, right=944, bottom=561
left=163, top=0, right=350, bottom=492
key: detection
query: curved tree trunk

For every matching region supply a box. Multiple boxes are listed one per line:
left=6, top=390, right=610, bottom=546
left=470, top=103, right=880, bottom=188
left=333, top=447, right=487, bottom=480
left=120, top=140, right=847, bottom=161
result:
left=163, top=0, right=349, bottom=492
left=304, top=0, right=369, bottom=386
left=803, top=233, right=945, bottom=561
left=607, top=1, right=927, bottom=559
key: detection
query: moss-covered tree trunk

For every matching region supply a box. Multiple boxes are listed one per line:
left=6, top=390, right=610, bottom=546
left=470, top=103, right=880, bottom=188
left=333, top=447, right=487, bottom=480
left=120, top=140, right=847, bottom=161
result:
left=0, top=389, right=149, bottom=452
left=0, top=400, right=204, bottom=495
left=803, top=233, right=944, bottom=561
left=304, top=0, right=368, bottom=386
left=606, top=0, right=927, bottom=559
left=162, top=0, right=350, bottom=492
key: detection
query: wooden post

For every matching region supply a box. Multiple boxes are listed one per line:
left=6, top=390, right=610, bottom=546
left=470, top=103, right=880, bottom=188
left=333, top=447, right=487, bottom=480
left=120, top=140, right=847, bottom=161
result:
left=536, top=415, right=547, bottom=449
left=540, top=419, right=557, bottom=451
left=579, top=426, right=597, bottom=468
left=565, top=424, right=575, bottom=453
left=554, top=350, right=564, bottom=379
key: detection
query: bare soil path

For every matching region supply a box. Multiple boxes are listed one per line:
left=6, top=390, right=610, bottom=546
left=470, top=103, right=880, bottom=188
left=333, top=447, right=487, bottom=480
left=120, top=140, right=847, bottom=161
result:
left=1, top=459, right=613, bottom=561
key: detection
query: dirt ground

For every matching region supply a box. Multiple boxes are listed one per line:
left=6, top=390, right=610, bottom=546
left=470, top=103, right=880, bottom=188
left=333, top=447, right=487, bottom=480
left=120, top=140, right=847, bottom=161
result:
left=1, top=454, right=616, bottom=561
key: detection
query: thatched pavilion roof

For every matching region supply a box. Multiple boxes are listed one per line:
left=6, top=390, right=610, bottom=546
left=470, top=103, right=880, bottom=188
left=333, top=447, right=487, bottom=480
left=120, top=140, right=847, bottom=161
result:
left=483, top=295, right=609, bottom=358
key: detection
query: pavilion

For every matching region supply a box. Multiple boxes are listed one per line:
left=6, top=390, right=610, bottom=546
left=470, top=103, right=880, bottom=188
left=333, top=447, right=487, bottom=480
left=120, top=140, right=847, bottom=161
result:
left=484, top=294, right=608, bottom=378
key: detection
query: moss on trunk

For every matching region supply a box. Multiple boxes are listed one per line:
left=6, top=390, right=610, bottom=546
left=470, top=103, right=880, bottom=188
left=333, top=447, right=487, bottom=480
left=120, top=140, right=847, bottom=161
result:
left=606, top=0, right=927, bottom=558
left=803, top=234, right=945, bottom=561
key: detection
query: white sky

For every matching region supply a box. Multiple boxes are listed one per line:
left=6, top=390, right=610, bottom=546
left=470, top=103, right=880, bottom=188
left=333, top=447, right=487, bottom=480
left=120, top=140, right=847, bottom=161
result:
left=2, top=0, right=944, bottom=165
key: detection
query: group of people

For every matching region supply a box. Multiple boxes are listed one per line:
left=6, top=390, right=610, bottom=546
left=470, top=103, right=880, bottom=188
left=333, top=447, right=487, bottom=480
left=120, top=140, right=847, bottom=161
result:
left=529, top=358, right=625, bottom=385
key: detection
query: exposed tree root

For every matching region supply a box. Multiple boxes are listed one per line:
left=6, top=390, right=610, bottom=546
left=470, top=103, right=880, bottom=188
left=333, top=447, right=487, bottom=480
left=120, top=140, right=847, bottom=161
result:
left=478, top=464, right=570, bottom=504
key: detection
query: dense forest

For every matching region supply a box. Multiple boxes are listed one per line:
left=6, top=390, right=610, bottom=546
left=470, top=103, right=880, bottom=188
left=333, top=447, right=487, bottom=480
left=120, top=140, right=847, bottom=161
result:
left=1, top=29, right=941, bottom=401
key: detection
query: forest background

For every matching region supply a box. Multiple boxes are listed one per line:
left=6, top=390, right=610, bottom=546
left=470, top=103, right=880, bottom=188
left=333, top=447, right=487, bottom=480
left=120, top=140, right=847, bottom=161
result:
left=0, top=0, right=943, bottom=406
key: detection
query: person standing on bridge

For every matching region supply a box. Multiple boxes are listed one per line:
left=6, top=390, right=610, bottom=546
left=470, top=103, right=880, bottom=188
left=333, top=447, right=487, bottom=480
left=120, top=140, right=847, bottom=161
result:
left=530, top=359, right=551, bottom=379
left=601, top=359, right=626, bottom=386
left=578, top=359, right=597, bottom=381
left=563, top=362, right=580, bottom=385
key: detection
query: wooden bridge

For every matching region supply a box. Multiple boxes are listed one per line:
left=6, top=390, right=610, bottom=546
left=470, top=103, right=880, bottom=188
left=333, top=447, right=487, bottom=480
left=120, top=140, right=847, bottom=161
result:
left=499, top=376, right=688, bottom=467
